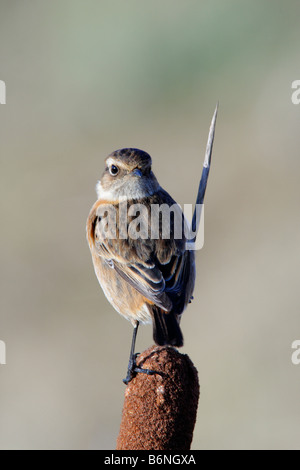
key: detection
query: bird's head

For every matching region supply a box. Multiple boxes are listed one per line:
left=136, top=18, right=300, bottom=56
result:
left=96, top=148, right=159, bottom=201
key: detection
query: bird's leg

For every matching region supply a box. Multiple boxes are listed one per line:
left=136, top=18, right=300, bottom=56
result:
left=123, top=321, right=157, bottom=385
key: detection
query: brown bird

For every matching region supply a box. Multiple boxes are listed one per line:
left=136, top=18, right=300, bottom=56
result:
left=86, top=107, right=217, bottom=383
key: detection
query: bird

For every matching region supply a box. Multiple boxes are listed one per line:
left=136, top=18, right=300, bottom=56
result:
left=86, top=106, right=218, bottom=384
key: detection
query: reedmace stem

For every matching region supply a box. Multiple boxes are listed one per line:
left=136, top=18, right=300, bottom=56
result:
left=191, top=103, right=218, bottom=238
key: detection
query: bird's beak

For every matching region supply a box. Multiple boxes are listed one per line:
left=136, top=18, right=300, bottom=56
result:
left=132, top=168, right=142, bottom=177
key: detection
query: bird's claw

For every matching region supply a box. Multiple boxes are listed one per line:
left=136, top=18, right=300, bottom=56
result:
left=123, top=352, right=157, bottom=385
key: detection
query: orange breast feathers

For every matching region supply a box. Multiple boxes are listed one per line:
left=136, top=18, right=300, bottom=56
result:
left=86, top=199, right=119, bottom=250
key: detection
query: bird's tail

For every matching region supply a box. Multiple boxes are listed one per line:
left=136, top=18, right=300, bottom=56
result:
left=152, top=307, right=183, bottom=347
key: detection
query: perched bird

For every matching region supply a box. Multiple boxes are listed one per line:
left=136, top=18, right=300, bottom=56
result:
left=86, top=107, right=217, bottom=383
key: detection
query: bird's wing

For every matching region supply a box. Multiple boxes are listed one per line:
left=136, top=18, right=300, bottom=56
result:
left=87, top=190, right=192, bottom=313
left=112, top=260, right=172, bottom=311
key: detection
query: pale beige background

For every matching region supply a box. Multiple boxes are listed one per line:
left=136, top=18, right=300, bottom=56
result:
left=0, top=0, right=299, bottom=450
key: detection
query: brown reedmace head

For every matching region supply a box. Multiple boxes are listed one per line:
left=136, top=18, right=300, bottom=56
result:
left=116, top=345, right=200, bottom=450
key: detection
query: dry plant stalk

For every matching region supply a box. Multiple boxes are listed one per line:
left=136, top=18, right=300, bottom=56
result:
left=116, top=345, right=200, bottom=450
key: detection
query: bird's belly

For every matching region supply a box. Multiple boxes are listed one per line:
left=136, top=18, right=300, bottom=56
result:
left=92, top=255, right=152, bottom=325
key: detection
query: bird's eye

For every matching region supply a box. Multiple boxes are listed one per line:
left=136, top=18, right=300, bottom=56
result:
left=109, top=165, right=119, bottom=176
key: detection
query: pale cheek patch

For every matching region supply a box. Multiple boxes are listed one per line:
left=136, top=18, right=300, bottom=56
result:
left=95, top=180, right=128, bottom=202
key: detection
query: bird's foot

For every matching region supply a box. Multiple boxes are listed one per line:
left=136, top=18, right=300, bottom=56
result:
left=123, top=353, right=157, bottom=385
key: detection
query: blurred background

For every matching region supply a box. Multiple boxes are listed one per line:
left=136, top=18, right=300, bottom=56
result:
left=0, top=0, right=299, bottom=450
